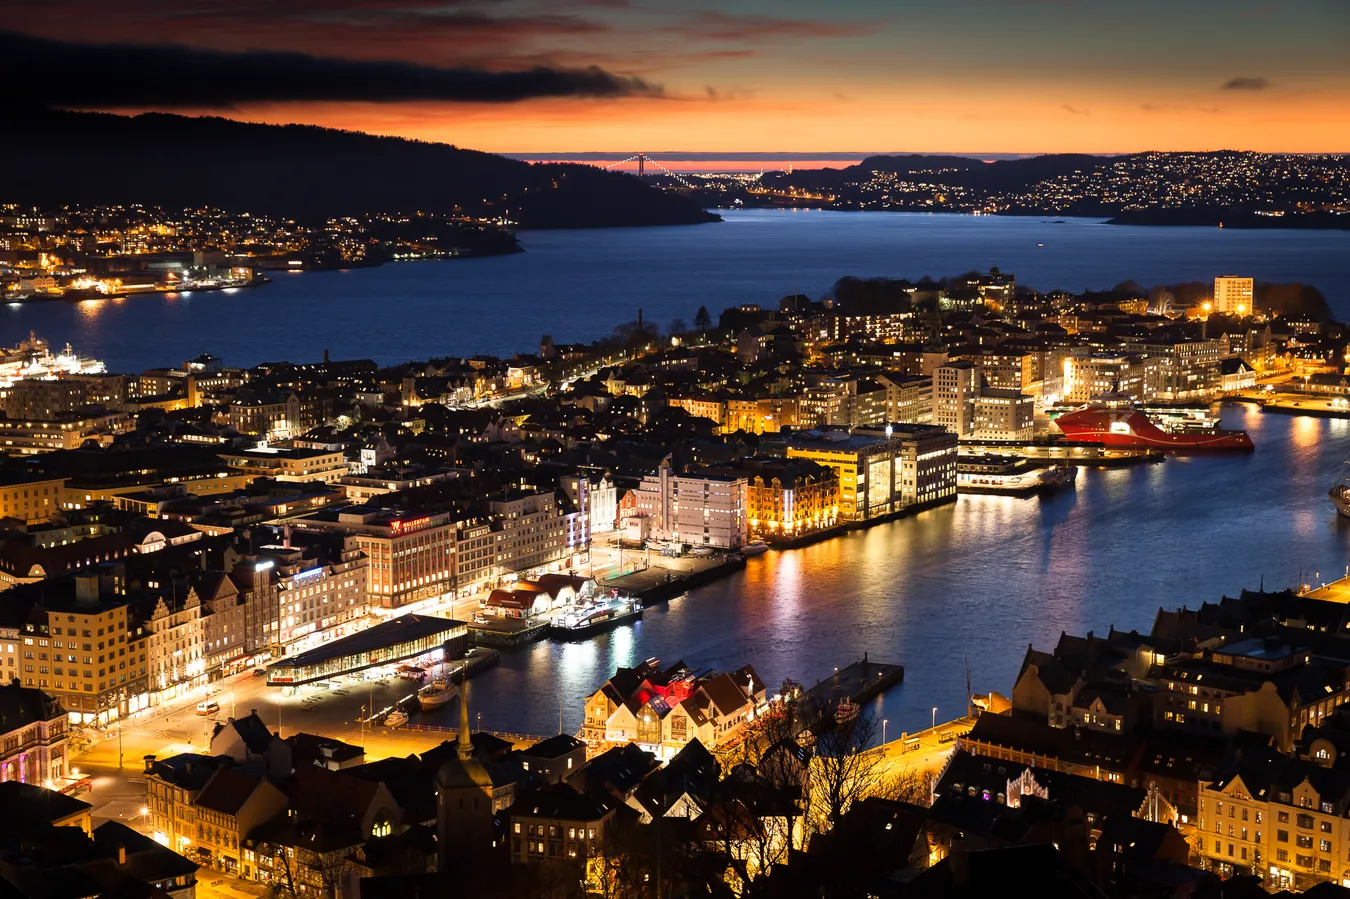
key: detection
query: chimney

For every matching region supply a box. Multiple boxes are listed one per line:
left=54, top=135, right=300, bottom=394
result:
left=324, top=349, right=330, bottom=364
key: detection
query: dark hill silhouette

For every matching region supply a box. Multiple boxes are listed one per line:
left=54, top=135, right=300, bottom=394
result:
left=0, top=108, right=720, bottom=229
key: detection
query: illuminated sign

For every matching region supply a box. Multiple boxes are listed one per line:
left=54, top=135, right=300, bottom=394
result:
left=254, top=561, right=274, bottom=572
left=291, top=567, right=324, bottom=584
left=390, top=517, right=432, bottom=534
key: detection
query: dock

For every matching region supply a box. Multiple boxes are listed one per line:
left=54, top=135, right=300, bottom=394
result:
left=959, top=439, right=1162, bottom=466
left=799, top=657, right=905, bottom=718
left=469, top=618, right=548, bottom=648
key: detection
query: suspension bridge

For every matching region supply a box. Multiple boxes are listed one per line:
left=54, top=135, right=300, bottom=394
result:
left=603, top=154, right=698, bottom=189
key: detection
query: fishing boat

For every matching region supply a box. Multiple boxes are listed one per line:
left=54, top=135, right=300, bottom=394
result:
left=418, top=680, right=458, bottom=711
left=1331, top=474, right=1350, bottom=518
left=384, top=710, right=409, bottom=729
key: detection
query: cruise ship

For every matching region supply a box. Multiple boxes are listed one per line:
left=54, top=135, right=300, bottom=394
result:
left=1054, top=405, right=1254, bottom=452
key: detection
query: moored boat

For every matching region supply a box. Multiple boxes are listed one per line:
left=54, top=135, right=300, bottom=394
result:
left=1054, top=405, right=1253, bottom=452
left=1331, top=483, right=1350, bottom=518
left=418, top=681, right=458, bottom=711
left=740, top=539, right=769, bottom=556
left=549, top=595, right=643, bottom=640
left=384, top=710, right=409, bottom=728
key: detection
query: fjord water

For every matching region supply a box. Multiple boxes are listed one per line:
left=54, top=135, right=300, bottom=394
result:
left=3, top=210, right=1350, bottom=372
left=5, top=210, right=1350, bottom=737
left=449, top=408, right=1350, bottom=739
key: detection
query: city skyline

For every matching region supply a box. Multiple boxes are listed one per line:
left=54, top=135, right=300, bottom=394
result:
left=2, top=0, right=1348, bottom=155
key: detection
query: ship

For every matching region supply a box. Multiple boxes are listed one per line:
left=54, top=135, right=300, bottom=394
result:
left=1053, top=405, right=1253, bottom=452
left=418, top=680, right=459, bottom=711
left=549, top=595, right=643, bottom=640
left=1331, top=476, right=1350, bottom=519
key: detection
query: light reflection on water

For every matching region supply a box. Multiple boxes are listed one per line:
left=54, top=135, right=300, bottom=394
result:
left=437, top=408, right=1350, bottom=739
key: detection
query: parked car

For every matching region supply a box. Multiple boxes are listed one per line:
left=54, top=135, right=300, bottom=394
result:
left=253, top=668, right=267, bottom=677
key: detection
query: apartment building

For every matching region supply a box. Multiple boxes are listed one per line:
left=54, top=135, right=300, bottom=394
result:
left=489, top=488, right=575, bottom=573
left=633, top=459, right=748, bottom=549
left=218, top=445, right=348, bottom=485
left=973, top=390, right=1036, bottom=441
left=736, top=459, right=839, bottom=540
left=933, top=362, right=978, bottom=437
left=7, top=573, right=152, bottom=724
left=0, top=473, right=65, bottom=524
left=0, top=682, right=69, bottom=784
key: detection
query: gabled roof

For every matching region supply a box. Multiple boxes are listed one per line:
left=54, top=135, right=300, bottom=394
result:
left=194, top=767, right=266, bottom=817
left=523, top=734, right=585, bottom=761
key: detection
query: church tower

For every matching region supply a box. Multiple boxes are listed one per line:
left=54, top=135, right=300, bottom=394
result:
left=435, top=680, right=496, bottom=869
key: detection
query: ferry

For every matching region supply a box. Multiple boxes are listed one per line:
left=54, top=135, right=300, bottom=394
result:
left=957, top=455, right=1077, bottom=496
left=549, top=594, right=643, bottom=640
left=1054, top=405, right=1253, bottom=452
left=418, top=680, right=458, bottom=711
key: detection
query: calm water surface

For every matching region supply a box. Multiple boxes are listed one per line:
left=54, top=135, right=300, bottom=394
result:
left=445, top=407, right=1350, bottom=738
left=4, top=210, right=1349, bottom=372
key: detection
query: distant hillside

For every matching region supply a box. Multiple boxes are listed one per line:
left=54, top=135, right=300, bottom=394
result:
left=0, top=108, right=720, bottom=229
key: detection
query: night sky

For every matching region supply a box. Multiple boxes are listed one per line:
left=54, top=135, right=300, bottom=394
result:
left=4, top=0, right=1348, bottom=154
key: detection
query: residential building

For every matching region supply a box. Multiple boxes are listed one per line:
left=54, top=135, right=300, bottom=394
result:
left=0, top=683, right=68, bottom=784
left=1214, top=275, right=1254, bottom=316
left=218, top=445, right=348, bottom=485
left=633, top=459, right=748, bottom=549
left=973, top=390, right=1035, bottom=441
left=876, top=373, right=932, bottom=424
left=506, top=783, right=616, bottom=865
left=933, top=361, right=978, bottom=437
left=735, top=458, right=839, bottom=540
left=0, top=473, right=65, bottom=524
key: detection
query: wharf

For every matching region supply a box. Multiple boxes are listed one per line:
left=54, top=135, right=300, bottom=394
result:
left=959, top=439, right=1162, bottom=466
left=601, top=554, right=746, bottom=604
left=469, top=617, right=548, bottom=648
left=1236, top=393, right=1350, bottom=419
left=799, top=657, right=905, bottom=716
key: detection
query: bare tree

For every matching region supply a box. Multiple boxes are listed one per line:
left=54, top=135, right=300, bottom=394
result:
left=810, top=713, right=888, bottom=831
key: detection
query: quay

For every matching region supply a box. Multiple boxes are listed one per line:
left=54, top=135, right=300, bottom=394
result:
left=1235, top=392, right=1350, bottom=419
left=960, top=438, right=1163, bottom=466
left=799, top=657, right=905, bottom=717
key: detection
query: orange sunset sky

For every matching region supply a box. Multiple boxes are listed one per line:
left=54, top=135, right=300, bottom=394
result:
left=5, top=0, right=1349, bottom=158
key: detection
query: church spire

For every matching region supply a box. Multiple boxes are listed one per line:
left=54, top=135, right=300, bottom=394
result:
left=458, top=679, right=473, bottom=762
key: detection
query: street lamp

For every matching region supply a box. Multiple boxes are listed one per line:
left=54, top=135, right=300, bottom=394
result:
left=931, top=706, right=938, bottom=730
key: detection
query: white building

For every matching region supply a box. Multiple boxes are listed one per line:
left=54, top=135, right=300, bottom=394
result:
left=634, top=459, right=748, bottom=549
left=1213, top=275, right=1254, bottom=316
left=933, top=362, right=978, bottom=437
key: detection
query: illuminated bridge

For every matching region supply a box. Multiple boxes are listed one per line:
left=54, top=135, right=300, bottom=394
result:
left=604, top=153, right=698, bottom=189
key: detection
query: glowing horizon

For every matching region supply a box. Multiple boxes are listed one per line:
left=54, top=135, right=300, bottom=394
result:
left=4, top=0, right=1348, bottom=155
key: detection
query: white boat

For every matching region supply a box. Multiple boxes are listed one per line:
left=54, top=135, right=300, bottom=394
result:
left=385, top=710, right=409, bottom=729
left=418, top=681, right=458, bottom=711
left=740, top=540, right=769, bottom=556
left=1332, top=482, right=1350, bottom=518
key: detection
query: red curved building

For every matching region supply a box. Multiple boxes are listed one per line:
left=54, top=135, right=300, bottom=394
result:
left=1054, top=405, right=1254, bottom=452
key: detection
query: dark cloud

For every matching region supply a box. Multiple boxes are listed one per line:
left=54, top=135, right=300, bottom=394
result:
left=1221, top=76, right=1271, bottom=91
left=0, top=31, right=659, bottom=108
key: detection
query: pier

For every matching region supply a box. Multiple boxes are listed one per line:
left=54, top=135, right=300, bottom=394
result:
left=800, top=657, right=905, bottom=711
